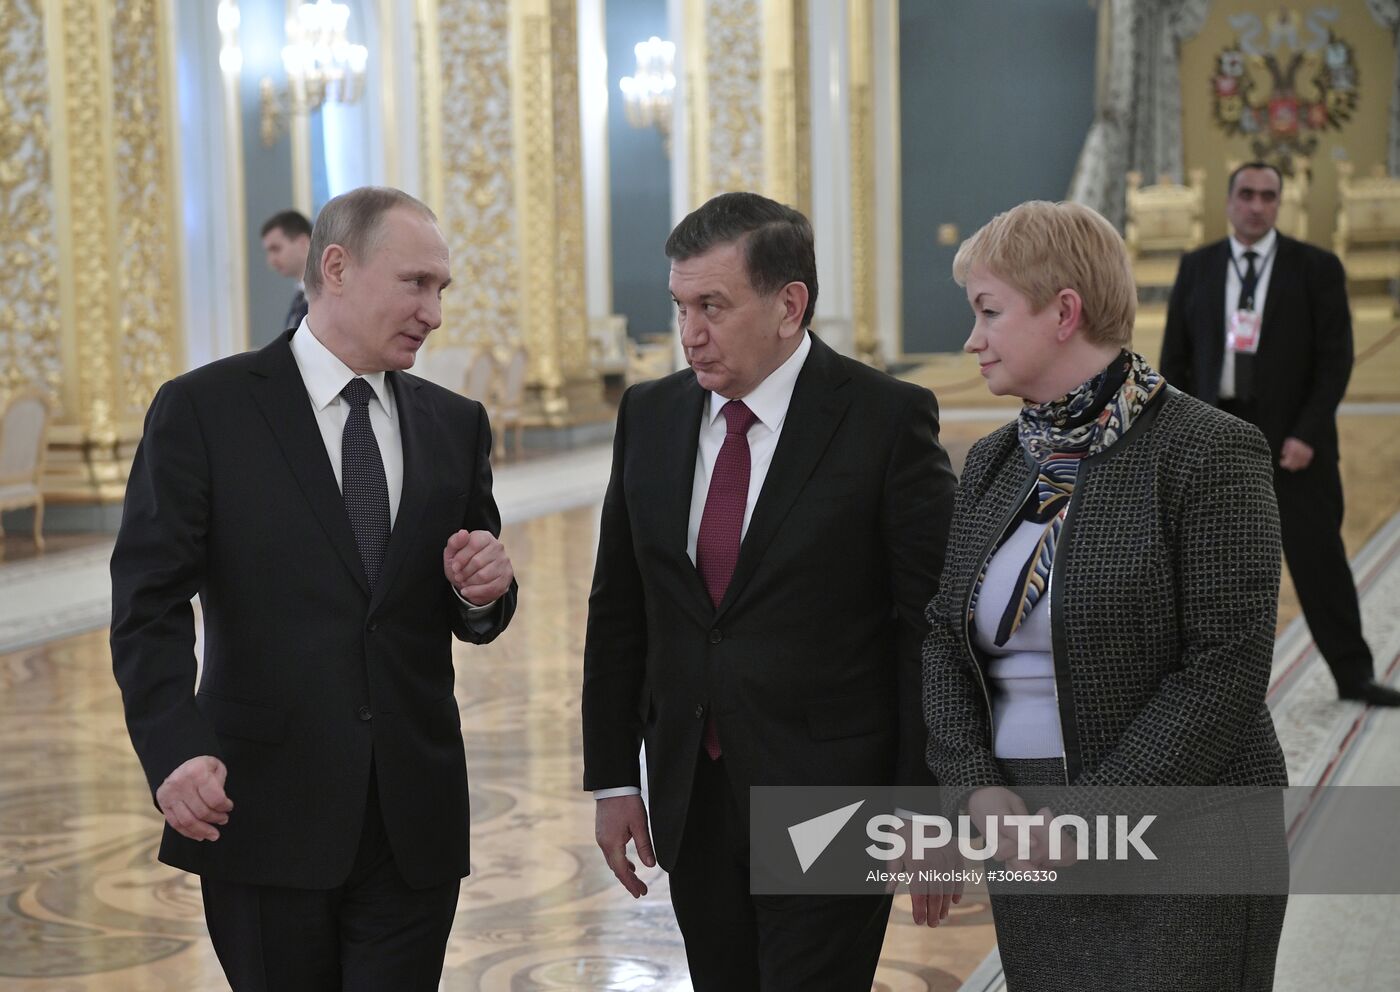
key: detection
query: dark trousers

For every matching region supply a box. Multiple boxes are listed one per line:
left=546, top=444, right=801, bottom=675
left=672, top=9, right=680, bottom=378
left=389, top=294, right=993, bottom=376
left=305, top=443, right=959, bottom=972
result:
left=666, top=751, right=892, bottom=992
left=1274, top=456, right=1373, bottom=689
left=200, top=769, right=460, bottom=992
left=1221, top=400, right=1373, bottom=691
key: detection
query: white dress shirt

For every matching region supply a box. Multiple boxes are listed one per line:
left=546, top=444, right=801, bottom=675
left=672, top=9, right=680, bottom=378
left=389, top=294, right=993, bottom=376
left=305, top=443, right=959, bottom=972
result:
left=685, top=331, right=812, bottom=564
left=594, top=331, right=813, bottom=801
left=289, top=320, right=491, bottom=611
left=289, top=317, right=404, bottom=524
left=1219, top=228, right=1277, bottom=399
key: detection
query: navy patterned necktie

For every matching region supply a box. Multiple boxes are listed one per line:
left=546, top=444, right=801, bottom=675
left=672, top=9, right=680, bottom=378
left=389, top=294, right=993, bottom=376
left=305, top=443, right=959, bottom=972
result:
left=340, top=377, right=391, bottom=590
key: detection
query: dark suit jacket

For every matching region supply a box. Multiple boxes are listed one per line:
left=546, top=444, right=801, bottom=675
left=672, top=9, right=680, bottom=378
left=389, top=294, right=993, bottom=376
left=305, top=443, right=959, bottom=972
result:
left=581, top=334, right=956, bottom=868
left=1160, top=233, right=1353, bottom=459
left=111, top=330, right=517, bottom=890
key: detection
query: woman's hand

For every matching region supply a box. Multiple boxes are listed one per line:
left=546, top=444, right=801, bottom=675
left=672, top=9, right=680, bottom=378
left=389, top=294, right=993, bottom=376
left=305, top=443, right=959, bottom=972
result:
left=967, top=786, right=1029, bottom=863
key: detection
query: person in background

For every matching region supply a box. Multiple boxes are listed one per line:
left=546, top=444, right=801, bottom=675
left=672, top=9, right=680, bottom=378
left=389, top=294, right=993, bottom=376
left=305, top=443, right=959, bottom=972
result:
left=1161, top=161, right=1397, bottom=706
left=262, top=208, right=313, bottom=331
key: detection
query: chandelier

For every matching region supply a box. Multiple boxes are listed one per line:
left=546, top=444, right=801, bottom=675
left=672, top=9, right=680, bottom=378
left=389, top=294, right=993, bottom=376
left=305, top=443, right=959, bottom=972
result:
left=619, top=36, right=676, bottom=142
left=261, top=0, right=369, bottom=147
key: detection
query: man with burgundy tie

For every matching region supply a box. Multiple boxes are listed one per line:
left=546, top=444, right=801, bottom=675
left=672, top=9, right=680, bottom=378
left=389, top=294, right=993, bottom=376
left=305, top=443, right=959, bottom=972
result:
left=1161, top=161, right=1398, bottom=706
left=582, top=191, right=957, bottom=989
left=112, top=186, right=518, bottom=989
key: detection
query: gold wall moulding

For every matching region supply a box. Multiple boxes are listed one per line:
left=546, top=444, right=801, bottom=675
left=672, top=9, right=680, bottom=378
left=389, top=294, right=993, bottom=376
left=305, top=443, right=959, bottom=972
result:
left=33, top=0, right=183, bottom=502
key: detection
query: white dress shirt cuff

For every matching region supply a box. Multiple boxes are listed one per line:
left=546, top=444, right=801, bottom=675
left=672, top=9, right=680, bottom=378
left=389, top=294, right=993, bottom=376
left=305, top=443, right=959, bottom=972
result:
left=594, top=787, right=643, bottom=800
left=450, top=583, right=498, bottom=616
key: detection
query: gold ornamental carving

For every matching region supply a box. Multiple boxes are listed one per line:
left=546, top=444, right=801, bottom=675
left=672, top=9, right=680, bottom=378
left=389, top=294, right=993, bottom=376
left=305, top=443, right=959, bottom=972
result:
left=21, top=0, right=183, bottom=500
left=706, top=0, right=764, bottom=195
left=686, top=0, right=805, bottom=211
left=0, top=0, right=63, bottom=409
left=849, top=0, right=878, bottom=365
left=421, top=0, right=598, bottom=426
left=58, top=0, right=118, bottom=448
left=548, top=0, right=589, bottom=381
left=515, top=11, right=560, bottom=403
left=111, top=0, right=181, bottom=422
left=791, top=0, right=811, bottom=219
left=762, top=0, right=797, bottom=206
left=425, top=0, right=520, bottom=357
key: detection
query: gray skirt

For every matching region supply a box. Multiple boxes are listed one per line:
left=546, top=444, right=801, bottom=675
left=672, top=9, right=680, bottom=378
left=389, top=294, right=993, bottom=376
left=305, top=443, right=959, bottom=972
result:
left=989, top=757, right=1286, bottom=992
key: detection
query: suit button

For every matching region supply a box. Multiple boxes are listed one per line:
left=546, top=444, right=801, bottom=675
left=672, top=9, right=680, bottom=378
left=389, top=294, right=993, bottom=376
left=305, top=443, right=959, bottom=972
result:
left=357, top=705, right=372, bottom=721
left=694, top=704, right=705, bottom=719
left=367, top=621, right=378, bottom=632
left=709, top=628, right=722, bottom=644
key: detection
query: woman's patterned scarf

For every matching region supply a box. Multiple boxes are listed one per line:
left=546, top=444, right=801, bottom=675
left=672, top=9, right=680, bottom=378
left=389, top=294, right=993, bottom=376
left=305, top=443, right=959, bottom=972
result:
left=973, top=350, right=1165, bottom=647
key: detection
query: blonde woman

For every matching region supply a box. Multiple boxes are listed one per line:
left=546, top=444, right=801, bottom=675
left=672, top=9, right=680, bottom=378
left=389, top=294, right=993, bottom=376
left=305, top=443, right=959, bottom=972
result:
left=922, top=201, right=1287, bottom=990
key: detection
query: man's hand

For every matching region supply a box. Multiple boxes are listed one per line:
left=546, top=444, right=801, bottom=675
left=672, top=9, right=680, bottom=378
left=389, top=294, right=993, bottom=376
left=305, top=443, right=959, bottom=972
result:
left=1279, top=436, right=1314, bottom=472
left=892, top=820, right=964, bottom=927
left=595, top=794, right=656, bottom=898
left=156, top=756, right=232, bottom=841
left=443, top=529, right=513, bottom=605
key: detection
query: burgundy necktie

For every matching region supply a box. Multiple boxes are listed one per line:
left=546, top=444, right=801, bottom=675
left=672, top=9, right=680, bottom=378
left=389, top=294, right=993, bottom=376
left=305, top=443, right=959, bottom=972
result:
left=695, top=400, right=758, bottom=759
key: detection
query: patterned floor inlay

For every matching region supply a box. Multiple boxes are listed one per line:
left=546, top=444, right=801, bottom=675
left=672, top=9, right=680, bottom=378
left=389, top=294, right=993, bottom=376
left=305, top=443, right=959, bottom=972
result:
left=0, top=505, right=996, bottom=991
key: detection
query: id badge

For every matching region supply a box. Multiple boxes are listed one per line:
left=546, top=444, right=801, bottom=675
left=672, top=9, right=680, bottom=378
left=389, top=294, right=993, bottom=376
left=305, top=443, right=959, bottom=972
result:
left=1227, top=309, right=1261, bottom=354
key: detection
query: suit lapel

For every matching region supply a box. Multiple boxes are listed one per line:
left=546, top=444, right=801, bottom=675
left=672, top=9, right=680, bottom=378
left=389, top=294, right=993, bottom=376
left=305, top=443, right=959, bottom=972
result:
left=373, top=371, right=434, bottom=609
left=657, top=375, right=713, bottom=622
left=715, top=335, right=850, bottom=619
left=1258, top=234, right=1294, bottom=353
left=1202, top=240, right=1231, bottom=392
left=248, top=333, right=370, bottom=595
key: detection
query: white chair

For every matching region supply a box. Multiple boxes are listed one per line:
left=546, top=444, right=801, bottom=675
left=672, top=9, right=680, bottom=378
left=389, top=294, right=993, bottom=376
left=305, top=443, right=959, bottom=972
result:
left=463, top=348, right=497, bottom=404
left=0, top=389, right=50, bottom=551
left=1335, top=162, right=1400, bottom=294
left=415, top=344, right=477, bottom=393
left=494, top=346, right=527, bottom=459
left=1125, top=169, right=1206, bottom=292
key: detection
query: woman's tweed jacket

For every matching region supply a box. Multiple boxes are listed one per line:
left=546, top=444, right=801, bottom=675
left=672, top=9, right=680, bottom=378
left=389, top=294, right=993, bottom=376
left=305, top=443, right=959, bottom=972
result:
left=922, top=386, right=1288, bottom=794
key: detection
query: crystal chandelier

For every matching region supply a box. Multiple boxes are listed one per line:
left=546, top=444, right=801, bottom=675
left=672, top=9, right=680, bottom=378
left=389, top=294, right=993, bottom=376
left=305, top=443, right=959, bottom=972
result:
left=261, top=0, right=368, bottom=146
left=281, top=0, right=368, bottom=111
left=619, top=36, right=676, bottom=141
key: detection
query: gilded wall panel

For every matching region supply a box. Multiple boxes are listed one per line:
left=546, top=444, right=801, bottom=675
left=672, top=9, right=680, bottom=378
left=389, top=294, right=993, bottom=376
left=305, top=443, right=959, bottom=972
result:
left=516, top=12, right=559, bottom=393
left=432, top=0, right=519, bottom=353
left=549, top=0, right=587, bottom=378
left=707, top=0, right=764, bottom=194
left=849, top=0, right=877, bottom=364
left=792, top=0, right=811, bottom=218
left=61, top=0, right=116, bottom=442
left=0, top=0, right=63, bottom=408
left=111, top=0, right=180, bottom=421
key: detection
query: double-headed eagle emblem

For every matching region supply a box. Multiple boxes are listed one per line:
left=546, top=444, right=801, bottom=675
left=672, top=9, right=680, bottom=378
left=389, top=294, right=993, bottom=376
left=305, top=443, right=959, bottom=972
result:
left=1211, top=8, right=1358, bottom=172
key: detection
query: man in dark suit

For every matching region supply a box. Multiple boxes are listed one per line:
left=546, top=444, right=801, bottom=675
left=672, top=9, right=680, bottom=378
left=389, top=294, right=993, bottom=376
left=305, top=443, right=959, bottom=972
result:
left=112, top=186, right=519, bottom=989
left=582, top=192, right=958, bottom=990
left=261, top=209, right=313, bottom=330
left=1161, top=161, right=1398, bottom=706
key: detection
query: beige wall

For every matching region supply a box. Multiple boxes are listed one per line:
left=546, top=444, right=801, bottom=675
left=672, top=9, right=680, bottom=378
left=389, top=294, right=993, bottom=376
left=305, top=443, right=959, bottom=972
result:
left=1180, top=0, right=1395, bottom=247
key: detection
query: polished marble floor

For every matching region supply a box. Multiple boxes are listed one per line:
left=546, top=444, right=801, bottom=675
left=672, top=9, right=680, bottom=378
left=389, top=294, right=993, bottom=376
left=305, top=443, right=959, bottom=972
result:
left=3, top=307, right=1400, bottom=990
left=0, top=502, right=997, bottom=992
